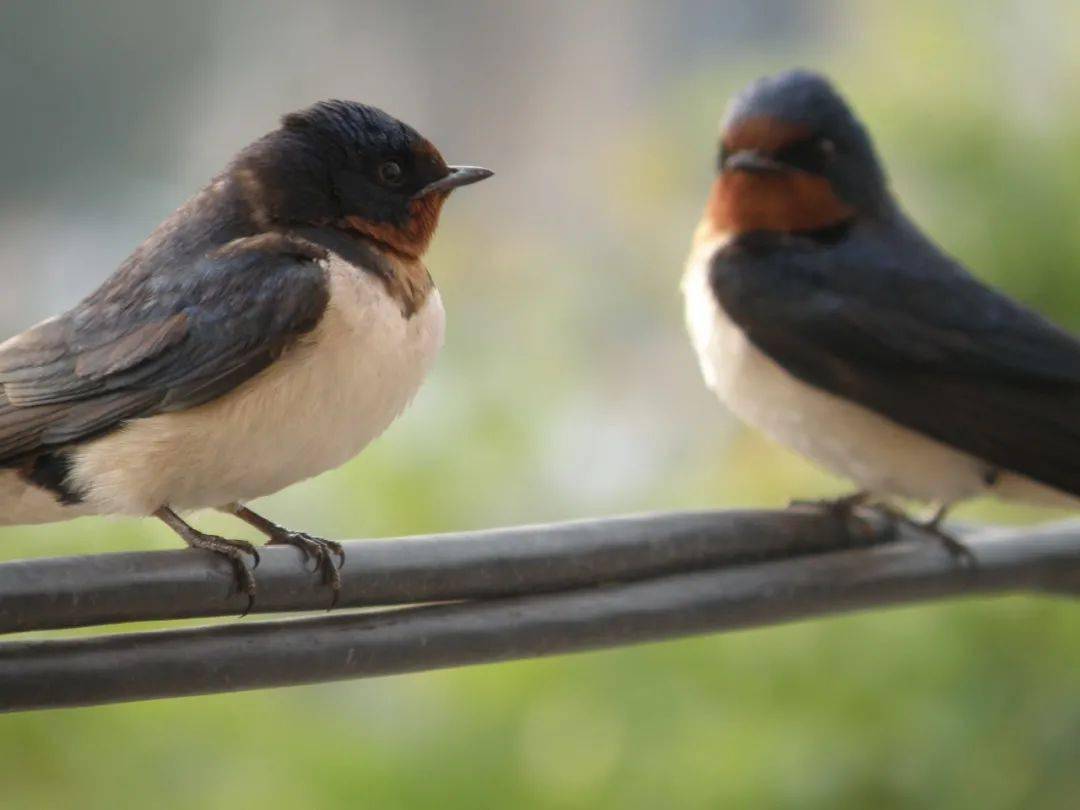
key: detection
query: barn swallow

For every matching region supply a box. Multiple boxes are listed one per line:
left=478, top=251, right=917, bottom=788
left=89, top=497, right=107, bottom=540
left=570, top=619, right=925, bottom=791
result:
left=0, top=100, right=491, bottom=608
left=683, top=70, right=1080, bottom=551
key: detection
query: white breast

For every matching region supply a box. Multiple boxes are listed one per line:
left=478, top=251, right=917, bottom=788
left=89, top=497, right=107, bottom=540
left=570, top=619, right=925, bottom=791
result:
left=682, top=239, right=1073, bottom=507
left=65, top=254, right=445, bottom=516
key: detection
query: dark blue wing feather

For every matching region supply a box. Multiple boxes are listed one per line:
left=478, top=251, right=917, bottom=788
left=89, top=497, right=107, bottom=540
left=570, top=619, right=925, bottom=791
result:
left=711, top=223, right=1080, bottom=495
left=0, top=233, right=329, bottom=461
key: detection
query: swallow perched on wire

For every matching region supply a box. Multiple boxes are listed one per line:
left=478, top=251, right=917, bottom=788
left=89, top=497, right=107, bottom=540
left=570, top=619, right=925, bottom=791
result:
left=683, top=70, right=1080, bottom=551
left=0, top=100, right=491, bottom=608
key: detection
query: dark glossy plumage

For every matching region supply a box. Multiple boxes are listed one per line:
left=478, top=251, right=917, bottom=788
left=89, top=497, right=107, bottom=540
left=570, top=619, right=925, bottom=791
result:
left=712, top=216, right=1080, bottom=495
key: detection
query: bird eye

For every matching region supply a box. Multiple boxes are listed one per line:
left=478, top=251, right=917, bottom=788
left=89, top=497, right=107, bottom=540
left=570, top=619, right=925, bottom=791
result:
left=377, top=161, right=403, bottom=186
left=818, top=138, right=837, bottom=159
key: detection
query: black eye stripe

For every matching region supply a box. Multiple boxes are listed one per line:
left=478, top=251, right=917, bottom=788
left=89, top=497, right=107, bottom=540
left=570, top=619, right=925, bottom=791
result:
left=717, top=136, right=834, bottom=174
left=717, top=142, right=730, bottom=172
left=772, top=137, right=831, bottom=174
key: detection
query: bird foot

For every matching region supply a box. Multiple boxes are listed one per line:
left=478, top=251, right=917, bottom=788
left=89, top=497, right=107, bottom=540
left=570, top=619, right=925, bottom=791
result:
left=184, top=532, right=261, bottom=614
left=862, top=503, right=977, bottom=568
left=916, top=518, right=978, bottom=568
left=157, top=506, right=260, bottom=615
left=268, top=531, right=345, bottom=608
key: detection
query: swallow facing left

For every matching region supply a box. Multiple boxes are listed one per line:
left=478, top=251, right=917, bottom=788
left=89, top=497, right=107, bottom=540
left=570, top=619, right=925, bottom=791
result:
left=0, top=101, right=491, bottom=606
left=683, top=70, right=1080, bottom=545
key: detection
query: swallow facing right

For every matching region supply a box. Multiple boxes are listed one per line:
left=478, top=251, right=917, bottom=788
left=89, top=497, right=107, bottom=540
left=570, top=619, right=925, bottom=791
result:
left=683, top=70, right=1080, bottom=543
left=0, top=101, right=491, bottom=607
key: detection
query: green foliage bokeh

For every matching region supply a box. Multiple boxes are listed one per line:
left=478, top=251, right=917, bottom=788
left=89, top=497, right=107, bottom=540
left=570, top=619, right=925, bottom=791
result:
left=1, top=2, right=1078, bottom=808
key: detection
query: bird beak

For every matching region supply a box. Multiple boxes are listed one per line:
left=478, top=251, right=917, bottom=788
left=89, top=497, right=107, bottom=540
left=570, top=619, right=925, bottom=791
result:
left=413, top=165, right=494, bottom=199
left=724, top=151, right=786, bottom=175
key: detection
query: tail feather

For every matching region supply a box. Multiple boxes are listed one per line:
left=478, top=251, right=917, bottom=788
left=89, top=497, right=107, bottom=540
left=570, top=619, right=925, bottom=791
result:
left=0, top=469, right=91, bottom=526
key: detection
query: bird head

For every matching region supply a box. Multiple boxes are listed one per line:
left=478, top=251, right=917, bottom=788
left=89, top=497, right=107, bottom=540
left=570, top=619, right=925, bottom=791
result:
left=233, top=100, right=492, bottom=258
left=699, top=70, right=888, bottom=243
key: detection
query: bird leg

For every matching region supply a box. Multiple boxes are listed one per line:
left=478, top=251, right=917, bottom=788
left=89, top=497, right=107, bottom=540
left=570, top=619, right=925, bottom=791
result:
left=788, top=490, right=876, bottom=539
left=915, top=503, right=977, bottom=566
left=853, top=501, right=977, bottom=567
left=222, top=504, right=344, bottom=608
left=155, top=506, right=260, bottom=615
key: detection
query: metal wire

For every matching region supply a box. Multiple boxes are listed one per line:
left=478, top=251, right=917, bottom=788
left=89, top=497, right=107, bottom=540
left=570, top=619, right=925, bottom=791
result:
left=0, top=512, right=1077, bottom=712
left=0, top=509, right=879, bottom=633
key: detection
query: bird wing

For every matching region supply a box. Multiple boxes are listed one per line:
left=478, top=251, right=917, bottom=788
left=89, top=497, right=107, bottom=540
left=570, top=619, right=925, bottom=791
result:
left=710, top=234, right=1080, bottom=496
left=0, top=233, right=329, bottom=462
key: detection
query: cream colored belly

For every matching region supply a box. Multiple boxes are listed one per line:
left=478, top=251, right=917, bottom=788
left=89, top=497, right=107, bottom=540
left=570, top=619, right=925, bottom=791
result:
left=46, top=256, right=446, bottom=517
left=682, top=242, right=1074, bottom=506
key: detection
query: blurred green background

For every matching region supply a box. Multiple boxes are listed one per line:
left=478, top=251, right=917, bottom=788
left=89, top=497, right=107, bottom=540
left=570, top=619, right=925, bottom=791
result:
left=1, top=1, right=1078, bottom=807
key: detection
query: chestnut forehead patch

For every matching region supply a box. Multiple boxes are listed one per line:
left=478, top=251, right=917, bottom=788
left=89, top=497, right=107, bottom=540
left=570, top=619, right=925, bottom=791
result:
left=723, top=115, right=813, bottom=155
left=411, top=138, right=447, bottom=170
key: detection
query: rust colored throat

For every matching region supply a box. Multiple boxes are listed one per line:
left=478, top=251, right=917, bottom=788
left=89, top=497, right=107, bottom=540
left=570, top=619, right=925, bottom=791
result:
left=704, top=170, right=855, bottom=238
